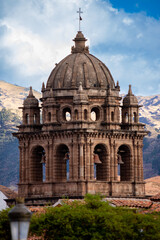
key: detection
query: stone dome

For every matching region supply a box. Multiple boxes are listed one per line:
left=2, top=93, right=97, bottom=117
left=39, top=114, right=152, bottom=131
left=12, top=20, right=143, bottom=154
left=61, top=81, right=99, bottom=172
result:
left=23, top=87, right=39, bottom=107
left=123, top=85, right=138, bottom=106
left=46, top=31, right=115, bottom=90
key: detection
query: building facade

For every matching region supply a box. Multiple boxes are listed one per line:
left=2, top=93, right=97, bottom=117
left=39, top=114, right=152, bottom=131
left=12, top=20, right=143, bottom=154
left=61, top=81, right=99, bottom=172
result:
left=14, top=31, right=147, bottom=201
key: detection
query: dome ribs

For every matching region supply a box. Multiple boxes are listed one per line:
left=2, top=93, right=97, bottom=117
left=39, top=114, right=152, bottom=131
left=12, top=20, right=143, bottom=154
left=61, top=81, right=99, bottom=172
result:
left=83, top=62, right=89, bottom=88
left=90, top=53, right=115, bottom=89
left=101, top=62, right=115, bottom=88
left=71, top=53, right=79, bottom=88
left=84, top=53, right=101, bottom=88
left=61, top=63, right=69, bottom=88
left=46, top=50, right=115, bottom=90
left=47, top=54, right=71, bottom=89
left=100, top=63, right=109, bottom=87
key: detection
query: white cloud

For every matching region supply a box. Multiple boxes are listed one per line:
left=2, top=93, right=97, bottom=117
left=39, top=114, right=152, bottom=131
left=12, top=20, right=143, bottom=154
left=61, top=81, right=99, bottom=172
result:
left=122, top=17, right=133, bottom=25
left=0, top=0, right=160, bottom=95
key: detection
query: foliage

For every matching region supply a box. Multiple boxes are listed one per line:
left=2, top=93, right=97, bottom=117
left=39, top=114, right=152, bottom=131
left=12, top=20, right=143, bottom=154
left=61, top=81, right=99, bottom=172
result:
left=0, top=195, right=160, bottom=239
left=0, top=208, right=11, bottom=240
left=29, top=195, right=160, bottom=240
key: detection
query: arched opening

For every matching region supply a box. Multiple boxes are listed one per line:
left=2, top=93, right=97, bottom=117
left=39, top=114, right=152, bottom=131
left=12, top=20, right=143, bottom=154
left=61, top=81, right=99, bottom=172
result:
left=63, top=107, right=71, bottom=121
left=25, top=113, right=29, bottom=124
left=94, top=144, right=108, bottom=180
left=84, top=109, right=88, bottom=120
left=30, top=146, right=46, bottom=182
left=133, top=112, right=137, bottom=123
left=48, top=112, right=51, bottom=122
left=34, top=113, right=37, bottom=124
left=125, top=112, right=128, bottom=123
left=75, top=109, right=78, bottom=120
left=91, top=107, right=100, bottom=121
left=111, top=111, right=114, bottom=122
left=55, top=144, right=70, bottom=181
left=117, top=145, right=131, bottom=181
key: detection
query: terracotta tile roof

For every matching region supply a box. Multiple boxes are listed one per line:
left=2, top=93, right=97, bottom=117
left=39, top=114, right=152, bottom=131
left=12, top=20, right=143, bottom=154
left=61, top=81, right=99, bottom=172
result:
left=140, top=202, right=160, bottom=214
left=104, top=198, right=153, bottom=208
left=27, top=197, right=160, bottom=216
left=28, top=206, right=46, bottom=214
left=0, top=185, right=17, bottom=199
left=150, top=192, right=160, bottom=201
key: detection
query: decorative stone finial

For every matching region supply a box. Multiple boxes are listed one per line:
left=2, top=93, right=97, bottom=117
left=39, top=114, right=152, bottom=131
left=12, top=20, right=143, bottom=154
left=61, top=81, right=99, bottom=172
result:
left=41, top=82, right=45, bottom=92
left=71, top=31, right=89, bottom=53
left=128, top=84, right=133, bottom=96
left=29, top=86, right=34, bottom=97
left=115, top=80, right=120, bottom=91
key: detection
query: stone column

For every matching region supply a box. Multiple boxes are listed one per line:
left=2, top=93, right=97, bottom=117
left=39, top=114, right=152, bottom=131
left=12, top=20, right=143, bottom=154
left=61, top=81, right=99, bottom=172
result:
left=129, top=108, right=132, bottom=124
left=106, top=153, right=110, bottom=181
left=90, top=140, right=94, bottom=180
left=79, top=142, right=84, bottom=180
left=134, top=142, right=138, bottom=182
left=72, top=141, right=79, bottom=180
left=130, top=154, right=134, bottom=181
left=25, top=142, right=29, bottom=182
left=48, top=139, right=54, bottom=181
left=113, top=142, right=118, bottom=181
left=85, top=141, right=90, bottom=180
left=45, top=140, right=51, bottom=182
left=110, top=140, right=114, bottom=181
left=69, top=141, right=74, bottom=180
left=137, top=143, right=140, bottom=181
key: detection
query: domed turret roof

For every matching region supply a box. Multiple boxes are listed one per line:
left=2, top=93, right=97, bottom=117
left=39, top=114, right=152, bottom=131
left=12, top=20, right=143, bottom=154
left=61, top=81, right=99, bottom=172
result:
left=23, top=87, right=39, bottom=107
left=123, top=85, right=138, bottom=106
left=46, top=31, right=115, bottom=90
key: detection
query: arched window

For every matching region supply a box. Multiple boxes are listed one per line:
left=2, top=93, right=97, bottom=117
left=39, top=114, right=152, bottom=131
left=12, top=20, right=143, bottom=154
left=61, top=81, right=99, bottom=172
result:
left=63, top=107, right=71, bottom=121
left=111, top=111, right=114, bottom=122
left=117, top=145, right=131, bottom=181
left=48, top=112, right=51, bottom=122
left=125, top=112, right=128, bottom=123
left=94, top=144, right=108, bottom=181
left=30, top=146, right=46, bottom=182
left=55, top=144, right=70, bottom=181
left=75, top=109, right=78, bottom=120
left=91, top=107, right=100, bottom=121
left=133, top=112, right=137, bottom=123
left=34, top=113, right=37, bottom=124
left=25, top=113, right=29, bottom=124
left=84, top=109, right=88, bottom=120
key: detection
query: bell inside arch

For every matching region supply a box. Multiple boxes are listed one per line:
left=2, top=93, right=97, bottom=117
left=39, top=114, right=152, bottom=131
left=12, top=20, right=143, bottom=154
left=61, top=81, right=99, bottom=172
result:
left=40, top=155, right=46, bottom=164
left=94, top=154, right=102, bottom=164
left=117, top=154, right=124, bottom=164
left=64, top=152, right=70, bottom=161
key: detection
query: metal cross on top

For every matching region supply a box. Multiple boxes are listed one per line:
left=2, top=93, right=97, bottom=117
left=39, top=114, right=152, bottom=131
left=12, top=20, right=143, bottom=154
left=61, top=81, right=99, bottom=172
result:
left=77, top=8, right=83, bottom=31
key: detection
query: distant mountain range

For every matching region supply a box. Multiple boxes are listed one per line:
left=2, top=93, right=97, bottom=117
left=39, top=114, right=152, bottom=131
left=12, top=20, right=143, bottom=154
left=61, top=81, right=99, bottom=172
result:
left=0, top=80, right=159, bottom=187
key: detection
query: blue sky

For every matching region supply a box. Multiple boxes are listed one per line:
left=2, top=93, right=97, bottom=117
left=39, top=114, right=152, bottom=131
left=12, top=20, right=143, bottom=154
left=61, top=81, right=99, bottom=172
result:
left=0, top=0, right=160, bottom=96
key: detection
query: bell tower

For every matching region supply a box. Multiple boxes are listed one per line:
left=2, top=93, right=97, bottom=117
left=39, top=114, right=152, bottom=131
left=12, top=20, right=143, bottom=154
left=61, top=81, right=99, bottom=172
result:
left=14, top=30, right=148, bottom=205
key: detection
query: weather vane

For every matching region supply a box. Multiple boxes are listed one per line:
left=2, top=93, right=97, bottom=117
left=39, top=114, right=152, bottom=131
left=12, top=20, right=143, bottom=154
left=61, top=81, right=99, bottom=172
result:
left=77, top=8, right=83, bottom=31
